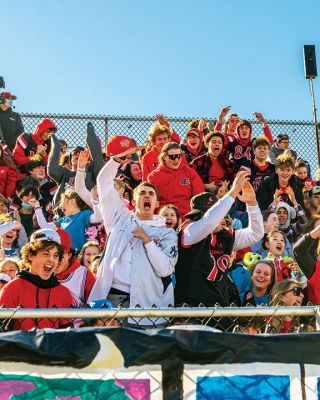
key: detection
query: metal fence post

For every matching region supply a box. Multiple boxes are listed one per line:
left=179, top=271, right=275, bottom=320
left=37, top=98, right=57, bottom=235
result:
left=315, top=306, right=320, bottom=331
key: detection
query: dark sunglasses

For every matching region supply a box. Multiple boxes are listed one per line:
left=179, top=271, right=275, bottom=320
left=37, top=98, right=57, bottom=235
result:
left=284, top=287, right=303, bottom=296
left=167, top=153, right=182, bottom=160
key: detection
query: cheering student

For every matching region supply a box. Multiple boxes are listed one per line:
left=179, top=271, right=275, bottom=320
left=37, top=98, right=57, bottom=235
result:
left=0, top=229, right=75, bottom=330
left=88, top=142, right=178, bottom=325
left=174, top=171, right=264, bottom=308
left=256, top=154, right=304, bottom=211
left=147, top=142, right=204, bottom=219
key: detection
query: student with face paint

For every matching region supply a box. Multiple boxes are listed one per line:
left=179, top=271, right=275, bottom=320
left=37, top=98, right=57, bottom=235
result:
left=88, top=142, right=178, bottom=324
left=0, top=91, right=24, bottom=152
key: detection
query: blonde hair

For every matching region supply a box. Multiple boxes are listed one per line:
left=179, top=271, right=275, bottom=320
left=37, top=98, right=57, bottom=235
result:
left=148, top=124, right=171, bottom=144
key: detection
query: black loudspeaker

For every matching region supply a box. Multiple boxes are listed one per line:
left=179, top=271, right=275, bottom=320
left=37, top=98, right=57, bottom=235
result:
left=303, top=45, right=317, bottom=79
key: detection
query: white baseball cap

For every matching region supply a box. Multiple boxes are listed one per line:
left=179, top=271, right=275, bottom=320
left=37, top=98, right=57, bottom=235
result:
left=30, top=229, right=61, bottom=244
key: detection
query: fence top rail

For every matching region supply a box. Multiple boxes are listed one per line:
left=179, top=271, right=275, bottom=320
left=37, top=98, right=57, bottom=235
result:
left=20, top=113, right=315, bottom=126
left=0, top=306, right=317, bottom=319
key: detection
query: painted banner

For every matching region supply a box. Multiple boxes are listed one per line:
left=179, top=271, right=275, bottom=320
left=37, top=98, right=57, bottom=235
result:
left=0, top=327, right=320, bottom=399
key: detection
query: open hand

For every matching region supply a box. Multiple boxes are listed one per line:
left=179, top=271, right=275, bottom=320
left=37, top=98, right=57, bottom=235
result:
left=237, top=181, right=257, bottom=206
left=78, top=149, right=90, bottom=169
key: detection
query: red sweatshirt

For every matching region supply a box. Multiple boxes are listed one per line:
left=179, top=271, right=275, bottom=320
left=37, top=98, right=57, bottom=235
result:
left=141, top=147, right=188, bottom=181
left=0, top=164, right=17, bottom=198
left=13, top=118, right=57, bottom=168
left=147, top=164, right=204, bottom=218
left=215, top=122, right=274, bottom=145
left=141, top=148, right=160, bottom=180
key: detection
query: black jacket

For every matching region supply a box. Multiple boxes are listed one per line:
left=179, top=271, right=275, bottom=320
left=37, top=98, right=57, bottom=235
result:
left=256, top=173, right=304, bottom=211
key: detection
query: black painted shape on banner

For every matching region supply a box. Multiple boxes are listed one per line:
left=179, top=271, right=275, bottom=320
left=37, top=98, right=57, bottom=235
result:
left=0, top=327, right=319, bottom=367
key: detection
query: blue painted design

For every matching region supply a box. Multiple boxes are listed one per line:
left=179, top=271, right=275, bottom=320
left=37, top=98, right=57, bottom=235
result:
left=196, top=375, right=290, bottom=400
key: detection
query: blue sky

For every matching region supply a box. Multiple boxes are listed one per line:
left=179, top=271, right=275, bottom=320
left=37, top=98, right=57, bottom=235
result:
left=2, top=0, right=320, bottom=121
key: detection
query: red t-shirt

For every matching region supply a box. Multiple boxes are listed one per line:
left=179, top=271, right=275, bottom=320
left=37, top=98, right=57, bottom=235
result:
left=208, top=158, right=225, bottom=185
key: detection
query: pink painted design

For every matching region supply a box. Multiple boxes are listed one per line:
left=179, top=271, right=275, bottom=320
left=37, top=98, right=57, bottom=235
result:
left=115, top=379, right=150, bottom=400
left=0, top=380, right=36, bottom=399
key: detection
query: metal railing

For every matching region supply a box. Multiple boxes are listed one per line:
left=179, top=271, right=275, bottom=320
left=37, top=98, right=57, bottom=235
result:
left=0, top=306, right=318, bottom=333
left=20, top=113, right=319, bottom=176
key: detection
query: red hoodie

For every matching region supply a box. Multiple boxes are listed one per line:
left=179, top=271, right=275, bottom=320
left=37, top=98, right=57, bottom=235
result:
left=181, top=129, right=206, bottom=164
left=13, top=118, right=57, bottom=169
left=147, top=164, right=204, bottom=218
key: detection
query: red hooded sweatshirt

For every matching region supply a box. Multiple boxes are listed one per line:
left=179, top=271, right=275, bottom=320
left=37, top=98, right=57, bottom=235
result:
left=181, top=129, right=206, bottom=164
left=13, top=118, right=57, bottom=168
left=147, top=164, right=204, bottom=218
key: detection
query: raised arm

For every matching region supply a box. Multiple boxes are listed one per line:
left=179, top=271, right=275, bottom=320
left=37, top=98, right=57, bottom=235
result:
left=253, top=112, right=274, bottom=145
left=47, top=135, right=65, bottom=183
left=233, top=181, right=264, bottom=250
left=86, top=122, right=105, bottom=177
left=75, top=150, right=93, bottom=207
left=96, top=158, right=128, bottom=233
left=293, top=225, right=320, bottom=279
left=182, top=171, right=250, bottom=246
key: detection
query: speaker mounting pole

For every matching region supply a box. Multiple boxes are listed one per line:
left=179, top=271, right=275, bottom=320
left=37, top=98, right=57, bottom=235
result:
left=303, top=45, right=319, bottom=166
left=308, top=78, right=320, bottom=166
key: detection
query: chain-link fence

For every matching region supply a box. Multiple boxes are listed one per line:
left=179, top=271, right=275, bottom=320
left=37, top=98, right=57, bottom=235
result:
left=20, top=113, right=319, bottom=177
left=0, top=306, right=318, bottom=334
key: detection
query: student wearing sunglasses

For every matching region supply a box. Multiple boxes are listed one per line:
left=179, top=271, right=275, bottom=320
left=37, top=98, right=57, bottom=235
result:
left=269, top=280, right=307, bottom=333
left=147, top=142, right=204, bottom=219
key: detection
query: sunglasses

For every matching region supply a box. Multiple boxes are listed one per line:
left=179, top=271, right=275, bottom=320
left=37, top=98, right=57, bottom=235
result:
left=284, top=287, right=303, bottom=296
left=167, top=153, right=182, bottom=160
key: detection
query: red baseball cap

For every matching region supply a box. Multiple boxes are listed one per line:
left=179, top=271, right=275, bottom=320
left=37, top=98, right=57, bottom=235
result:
left=0, top=92, right=17, bottom=100
left=56, top=228, right=72, bottom=253
left=106, top=135, right=145, bottom=157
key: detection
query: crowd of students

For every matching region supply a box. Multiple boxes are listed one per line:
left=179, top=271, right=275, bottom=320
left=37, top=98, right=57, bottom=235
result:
left=0, top=92, right=319, bottom=333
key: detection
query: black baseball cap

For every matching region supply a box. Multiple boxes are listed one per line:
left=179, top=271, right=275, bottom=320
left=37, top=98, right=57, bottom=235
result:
left=185, top=192, right=218, bottom=218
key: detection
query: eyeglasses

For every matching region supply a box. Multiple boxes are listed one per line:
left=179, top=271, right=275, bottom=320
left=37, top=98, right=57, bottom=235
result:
left=284, top=287, right=303, bottom=296
left=167, top=153, right=182, bottom=160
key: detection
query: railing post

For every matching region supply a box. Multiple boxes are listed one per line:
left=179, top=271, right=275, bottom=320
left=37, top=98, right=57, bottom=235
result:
left=315, top=306, right=320, bottom=331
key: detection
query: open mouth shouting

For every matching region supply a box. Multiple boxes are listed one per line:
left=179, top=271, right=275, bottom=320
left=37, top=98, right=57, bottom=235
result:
left=4, top=232, right=15, bottom=242
left=143, top=199, right=151, bottom=211
left=42, top=264, right=55, bottom=278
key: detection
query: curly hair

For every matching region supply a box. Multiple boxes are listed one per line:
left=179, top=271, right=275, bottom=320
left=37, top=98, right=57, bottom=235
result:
left=21, top=241, right=64, bottom=270
left=148, top=124, right=172, bottom=144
